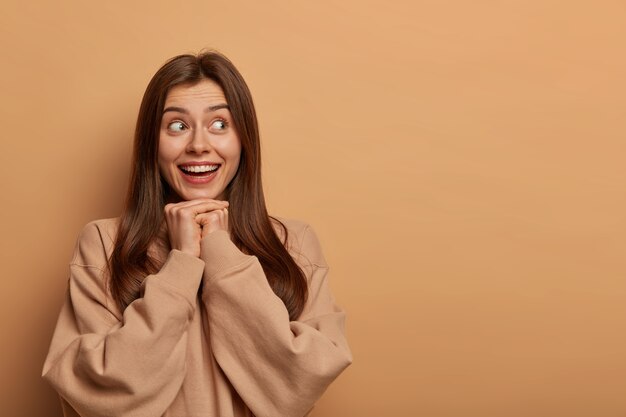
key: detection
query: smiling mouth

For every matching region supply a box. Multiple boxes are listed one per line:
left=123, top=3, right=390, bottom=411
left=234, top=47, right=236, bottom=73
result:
left=178, top=164, right=221, bottom=177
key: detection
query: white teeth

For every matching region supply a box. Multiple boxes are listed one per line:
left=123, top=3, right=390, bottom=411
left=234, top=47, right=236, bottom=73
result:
left=180, top=164, right=219, bottom=173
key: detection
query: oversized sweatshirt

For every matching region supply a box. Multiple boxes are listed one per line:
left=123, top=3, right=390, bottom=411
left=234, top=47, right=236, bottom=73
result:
left=42, top=217, right=352, bottom=417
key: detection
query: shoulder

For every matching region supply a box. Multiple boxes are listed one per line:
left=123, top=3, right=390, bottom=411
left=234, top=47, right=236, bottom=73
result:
left=70, top=217, right=120, bottom=269
left=271, top=216, right=328, bottom=269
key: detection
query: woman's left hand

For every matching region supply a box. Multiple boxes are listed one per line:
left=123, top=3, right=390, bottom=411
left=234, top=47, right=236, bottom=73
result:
left=196, top=206, right=229, bottom=238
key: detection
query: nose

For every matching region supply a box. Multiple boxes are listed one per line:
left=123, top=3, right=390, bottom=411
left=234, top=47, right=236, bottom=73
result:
left=186, top=126, right=213, bottom=154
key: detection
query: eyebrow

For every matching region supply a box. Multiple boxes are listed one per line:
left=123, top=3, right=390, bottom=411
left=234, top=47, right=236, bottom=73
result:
left=162, top=104, right=230, bottom=114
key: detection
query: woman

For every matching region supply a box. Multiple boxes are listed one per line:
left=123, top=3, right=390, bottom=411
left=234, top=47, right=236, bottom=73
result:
left=42, top=51, right=352, bottom=417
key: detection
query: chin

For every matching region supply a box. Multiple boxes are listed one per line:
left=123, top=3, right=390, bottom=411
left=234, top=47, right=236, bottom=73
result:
left=181, top=189, right=225, bottom=201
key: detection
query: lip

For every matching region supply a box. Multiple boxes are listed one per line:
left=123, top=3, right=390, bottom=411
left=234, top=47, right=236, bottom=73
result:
left=178, top=164, right=220, bottom=184
left=178, top=161, right=221, bottom=167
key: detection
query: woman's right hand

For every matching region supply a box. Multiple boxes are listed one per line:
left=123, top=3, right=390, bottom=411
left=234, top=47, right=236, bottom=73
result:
left=164, top=199, right=229, bottom=257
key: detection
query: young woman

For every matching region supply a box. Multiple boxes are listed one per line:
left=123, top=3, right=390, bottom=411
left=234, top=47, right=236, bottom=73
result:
left=42, top=51, right=352, bottom=417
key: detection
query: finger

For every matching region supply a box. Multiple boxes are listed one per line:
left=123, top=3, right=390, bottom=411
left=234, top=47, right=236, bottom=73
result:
left=218, top=208, right=228, bottom=228
left=195, top=211, right=221, bottom=226
left=223, top=209, right=229, bottom=230
left=187, top=202, right=230, bottom=216
left=196, top=208, right=229, bottom=229
left=194, top=211, right=211, bottom=220
left=172, top=198, right=229, bottom=208
left=171, top=202, right=230, bottom=218
left=164, top=199, right=228, bottom=213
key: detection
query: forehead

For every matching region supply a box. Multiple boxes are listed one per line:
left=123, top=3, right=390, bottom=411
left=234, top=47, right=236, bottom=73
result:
left=164, top=79, right=227, bottom=106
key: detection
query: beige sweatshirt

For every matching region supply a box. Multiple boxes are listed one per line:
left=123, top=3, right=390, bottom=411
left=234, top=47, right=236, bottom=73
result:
left=42, top=217, right=352, bottom=417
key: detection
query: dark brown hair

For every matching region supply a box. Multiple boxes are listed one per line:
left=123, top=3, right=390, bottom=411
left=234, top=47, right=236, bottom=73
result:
left=107, top=51, right=308, bottom=320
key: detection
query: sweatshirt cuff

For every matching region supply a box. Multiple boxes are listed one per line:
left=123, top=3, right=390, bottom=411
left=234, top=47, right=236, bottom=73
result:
left=200, top=230, right=253, bottom=280
left=155, top=250, right=205, bottom=306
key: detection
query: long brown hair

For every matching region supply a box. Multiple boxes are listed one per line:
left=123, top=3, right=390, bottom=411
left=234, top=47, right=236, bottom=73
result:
left=107, top=51, right=308, bottom=320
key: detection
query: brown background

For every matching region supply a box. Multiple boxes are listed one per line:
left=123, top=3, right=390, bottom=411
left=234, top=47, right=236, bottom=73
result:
left=1, top=1, right=625, bottom=416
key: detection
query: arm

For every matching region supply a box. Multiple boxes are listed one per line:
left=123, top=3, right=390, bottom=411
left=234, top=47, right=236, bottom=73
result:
left=42, top=221, right=205, bottom=417
left=200, top=224, right=353, bottom=417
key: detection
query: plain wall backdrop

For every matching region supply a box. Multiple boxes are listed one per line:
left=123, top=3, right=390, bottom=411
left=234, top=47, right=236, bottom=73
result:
left=1, top=1, right=625, bottom=416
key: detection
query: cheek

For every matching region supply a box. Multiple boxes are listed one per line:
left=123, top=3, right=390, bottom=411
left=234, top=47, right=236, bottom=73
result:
left=216, top=134, right=242, bottom=167
left=228, top=140, right=242, bottom=174
left=157, top=144, right=177, bottom=183
left=157, top=136, right=177, bottom=170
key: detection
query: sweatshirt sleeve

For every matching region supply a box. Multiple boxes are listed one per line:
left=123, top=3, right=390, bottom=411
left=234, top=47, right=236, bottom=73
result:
left=200, top=224, right=353, bottom=417
left=41, top=221, right=205, bottom=417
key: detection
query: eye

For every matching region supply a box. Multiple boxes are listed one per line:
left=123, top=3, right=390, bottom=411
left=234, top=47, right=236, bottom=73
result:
left=211, top=119, right=228, bottom=131
left=167, top=121, right=187, bottom=132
